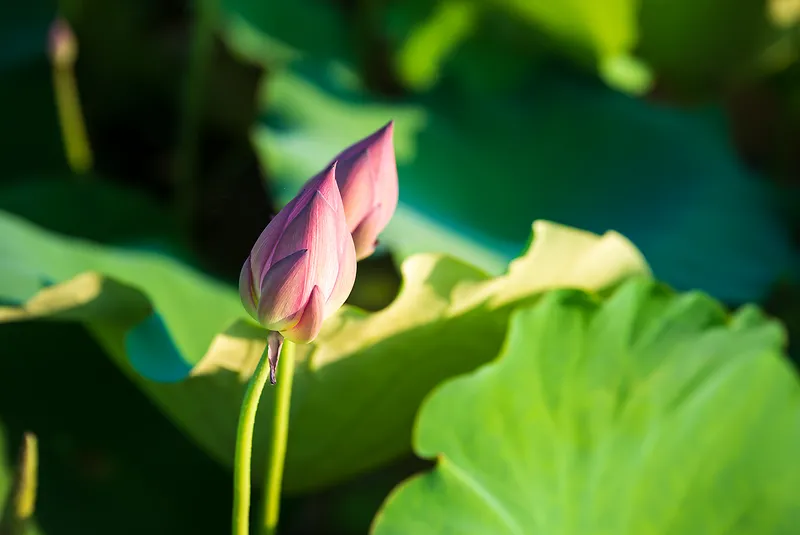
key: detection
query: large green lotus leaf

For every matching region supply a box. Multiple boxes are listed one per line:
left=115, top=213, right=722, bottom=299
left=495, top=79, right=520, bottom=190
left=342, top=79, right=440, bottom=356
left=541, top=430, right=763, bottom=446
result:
left=0, top=211, right=648, bottom=492
left=372, top=279, right=800, bottom=534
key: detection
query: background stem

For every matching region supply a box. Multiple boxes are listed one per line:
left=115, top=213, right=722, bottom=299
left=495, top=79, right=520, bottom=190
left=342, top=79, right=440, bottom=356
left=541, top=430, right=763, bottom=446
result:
left=53, top=68, right=93, bottom=175
left=49, top=17, right=93, bottom=176
left=261, top=341, right=296, bottom=535
left=0, top=432, right=38, bottom=535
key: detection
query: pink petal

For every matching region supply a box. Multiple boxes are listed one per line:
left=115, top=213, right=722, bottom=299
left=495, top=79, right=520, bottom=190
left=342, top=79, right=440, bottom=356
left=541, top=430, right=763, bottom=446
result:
left=325, top=211, right=357, bottom=317
left=285, top=162, right=338, bottom=221
left=283, top=285, right=325, bottom=343
left=249, top=202, right=293, bottom=282
left=257, top=249, right=309, bottom=330
left=331, top=121, right=398, bottom=240
left=313, top=163, right=347, bottom=215
left=350, top=204, right=384, bottom=260
left=273, top=169, right=342, bottom=299
left=372, top=122, right=399, bottom=232
left=336, top=150, right=377, bottom=231
left=249, top=163, right=338, bottom=279
left=238, top=256, right=259, bottom=321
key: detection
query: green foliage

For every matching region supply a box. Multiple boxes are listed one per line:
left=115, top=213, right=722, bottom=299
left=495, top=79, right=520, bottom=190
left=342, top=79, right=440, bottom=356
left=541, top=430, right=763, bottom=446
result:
left=219, top=0, right=348, bottom=65
left=0, top=0, right=797, bottom=532
left=254, top=64, right=794, bottom=303
left=481, top=0, right=649, bottom=91
left=220, top=0, right=646, bottom=91
left=219, top=0, right=794, bottom=94
left=396, top=0, right=480, bottom=91
left=0, top=213, right=648, bottom=492
left=488, top=0, right=638, bottom=57
left=373, top=279, right=800, bottom=534
left=638, top=0, right=779, bottom=92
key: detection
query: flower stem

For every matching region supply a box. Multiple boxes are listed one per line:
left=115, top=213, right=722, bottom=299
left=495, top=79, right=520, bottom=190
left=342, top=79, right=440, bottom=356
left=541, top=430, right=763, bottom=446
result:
left=260, top=340, right=296, bottom=535
left=0, top=432, right=38, bottom=535
left=50, top=18, right=93, bottom=176
left=232, top=333, right=285, bottom=535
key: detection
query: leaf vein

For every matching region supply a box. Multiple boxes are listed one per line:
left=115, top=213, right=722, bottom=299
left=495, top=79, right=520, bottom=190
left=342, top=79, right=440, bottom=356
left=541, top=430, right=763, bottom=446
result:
left=441, top=456, right=525, bottom=535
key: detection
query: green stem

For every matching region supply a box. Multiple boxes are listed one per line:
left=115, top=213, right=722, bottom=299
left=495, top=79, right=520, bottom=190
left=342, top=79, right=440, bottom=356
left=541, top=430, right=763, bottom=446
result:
left=49, top=18, right=92, bottom=176
left=0, top=432, right=38, bottom=535
left=260, top=341, right=296, bottom=535
left=232, top=337, right=279, bottom=535
left=53, top=66, right=93, bottom=175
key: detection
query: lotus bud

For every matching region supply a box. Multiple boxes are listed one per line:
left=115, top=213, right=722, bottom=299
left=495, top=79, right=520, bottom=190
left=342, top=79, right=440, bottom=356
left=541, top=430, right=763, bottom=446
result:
left=48, top=18, right=78, bottom=68
left=328, top=121, right=398, bottom=260
left=239, top=164, right=356, bottom=354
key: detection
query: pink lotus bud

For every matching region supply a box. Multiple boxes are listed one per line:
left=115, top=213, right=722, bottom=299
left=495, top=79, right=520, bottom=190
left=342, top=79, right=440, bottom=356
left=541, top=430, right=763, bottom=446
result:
left=328, top=121, right=398, bottom=260
left=239, top=164, right=357, bottom=350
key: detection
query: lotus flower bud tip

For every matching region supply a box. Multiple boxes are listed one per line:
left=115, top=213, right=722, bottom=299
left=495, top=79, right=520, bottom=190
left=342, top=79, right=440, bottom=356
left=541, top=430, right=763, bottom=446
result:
left=328, top=120, right=398, bottom=260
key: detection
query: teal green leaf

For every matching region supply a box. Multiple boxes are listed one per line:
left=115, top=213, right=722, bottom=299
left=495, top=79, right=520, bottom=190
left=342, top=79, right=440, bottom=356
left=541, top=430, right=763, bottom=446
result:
left=372, top=279, right=800, bottom=534
left=219, top=0, right=347, bottom=64
left=0, top=211, right=648, bottom=491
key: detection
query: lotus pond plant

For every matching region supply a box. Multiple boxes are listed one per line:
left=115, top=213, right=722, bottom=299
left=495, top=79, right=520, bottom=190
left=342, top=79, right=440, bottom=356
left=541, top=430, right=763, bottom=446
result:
left=233, top=123, right=399, bottom=535
left=4, top=0, right=800, bottom=532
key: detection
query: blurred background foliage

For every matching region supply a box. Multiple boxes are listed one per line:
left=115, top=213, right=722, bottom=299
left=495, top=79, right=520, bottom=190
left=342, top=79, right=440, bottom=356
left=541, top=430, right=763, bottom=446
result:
left=1, top=0, right=800, bottom=533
